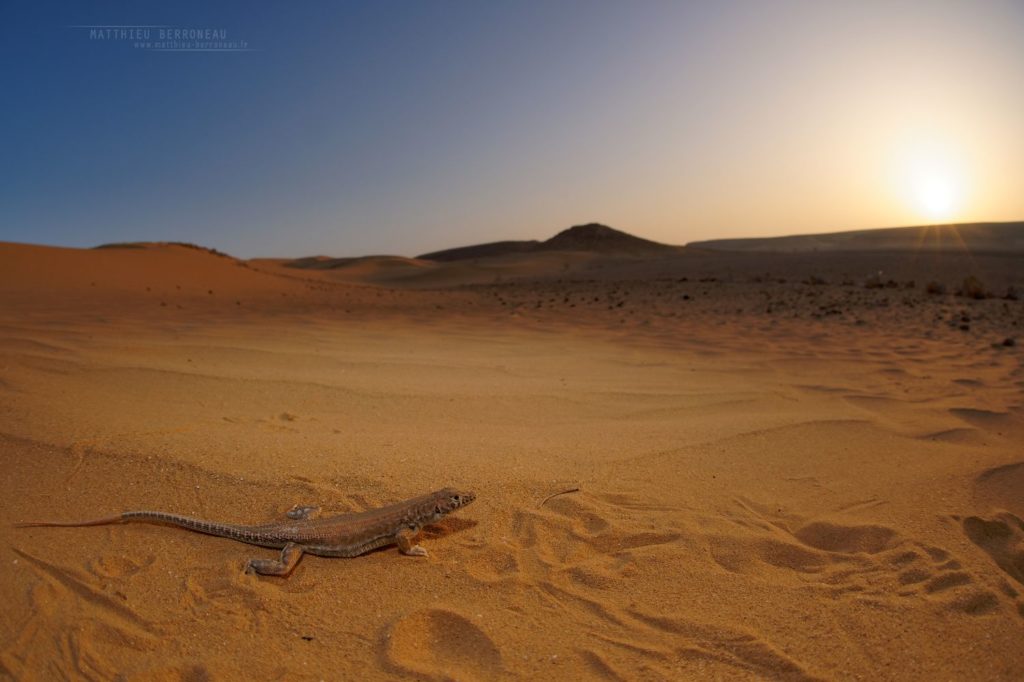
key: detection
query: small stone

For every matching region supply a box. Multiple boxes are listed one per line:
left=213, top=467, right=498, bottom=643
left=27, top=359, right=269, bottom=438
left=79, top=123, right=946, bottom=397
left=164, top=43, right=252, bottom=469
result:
left=960, top=276, right=988, bottom=300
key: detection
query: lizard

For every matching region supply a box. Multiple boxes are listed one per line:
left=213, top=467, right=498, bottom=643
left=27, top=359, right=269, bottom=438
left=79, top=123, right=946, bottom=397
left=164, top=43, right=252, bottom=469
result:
left=14, top=487, right=475, bottom=577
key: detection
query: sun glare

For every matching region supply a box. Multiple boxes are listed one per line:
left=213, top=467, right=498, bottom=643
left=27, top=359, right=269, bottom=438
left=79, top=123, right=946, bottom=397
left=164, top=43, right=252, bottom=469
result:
left=911, top=166, right=962, bottom=221
left=898, top=140, right=969, bottom=223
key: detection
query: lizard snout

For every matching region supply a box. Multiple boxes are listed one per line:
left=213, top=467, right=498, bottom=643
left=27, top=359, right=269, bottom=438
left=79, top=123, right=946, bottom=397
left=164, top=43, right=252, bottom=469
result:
left=438, top=488, right=475, bottom=513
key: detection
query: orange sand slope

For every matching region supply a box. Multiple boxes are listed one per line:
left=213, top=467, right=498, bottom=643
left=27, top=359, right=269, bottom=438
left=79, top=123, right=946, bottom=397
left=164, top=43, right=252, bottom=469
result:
left=1, top=239, right=1023, bottom=680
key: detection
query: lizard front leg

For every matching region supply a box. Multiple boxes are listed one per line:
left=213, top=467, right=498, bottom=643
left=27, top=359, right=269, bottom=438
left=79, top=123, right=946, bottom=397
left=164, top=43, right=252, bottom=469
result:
left=396, top=528, right=428, bottom=557
left=246, top=542, right=304, bottom=576
left=286, top=504, right=320, bottom=520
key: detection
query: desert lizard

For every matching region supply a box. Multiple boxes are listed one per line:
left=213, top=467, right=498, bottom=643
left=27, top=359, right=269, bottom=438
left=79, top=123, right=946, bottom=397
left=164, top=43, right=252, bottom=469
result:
left=15, top=487, right=475, bottom=577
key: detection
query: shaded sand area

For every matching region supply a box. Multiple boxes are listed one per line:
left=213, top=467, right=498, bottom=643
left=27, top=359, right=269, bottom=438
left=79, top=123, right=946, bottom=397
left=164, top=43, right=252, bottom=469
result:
left=1, top=240, right=1023, bottom=679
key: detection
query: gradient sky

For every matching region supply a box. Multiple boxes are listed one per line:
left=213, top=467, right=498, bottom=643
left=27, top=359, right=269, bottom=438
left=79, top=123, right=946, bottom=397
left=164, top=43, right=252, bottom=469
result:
left=2, top=1, right=1023, bottom=258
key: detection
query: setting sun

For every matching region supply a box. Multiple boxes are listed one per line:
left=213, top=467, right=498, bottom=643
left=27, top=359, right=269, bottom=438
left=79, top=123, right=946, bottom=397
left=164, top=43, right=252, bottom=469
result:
left=899, top=140, right=970, bottom=223
left=910, top=165, right=963, bottom=221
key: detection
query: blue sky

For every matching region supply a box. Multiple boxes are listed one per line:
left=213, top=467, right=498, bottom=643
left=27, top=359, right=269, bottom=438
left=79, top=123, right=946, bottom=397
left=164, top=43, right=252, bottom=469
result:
left=2, top=1, right=1023, bottom=257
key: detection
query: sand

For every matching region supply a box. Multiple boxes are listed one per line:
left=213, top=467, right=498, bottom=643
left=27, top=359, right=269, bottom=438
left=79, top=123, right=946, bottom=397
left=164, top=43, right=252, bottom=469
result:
left=1, top=239, right=1022, bottom=680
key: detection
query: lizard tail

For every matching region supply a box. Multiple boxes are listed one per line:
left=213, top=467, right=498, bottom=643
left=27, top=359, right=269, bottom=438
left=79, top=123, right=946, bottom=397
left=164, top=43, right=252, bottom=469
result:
left=13, top=514, right=126, bottom=528
left=15, top=511, right=262, bottom=545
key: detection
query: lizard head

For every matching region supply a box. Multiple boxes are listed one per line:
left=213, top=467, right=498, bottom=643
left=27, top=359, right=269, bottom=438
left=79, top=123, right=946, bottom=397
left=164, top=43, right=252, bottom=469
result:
left=432, top=488, right=476, bottom=519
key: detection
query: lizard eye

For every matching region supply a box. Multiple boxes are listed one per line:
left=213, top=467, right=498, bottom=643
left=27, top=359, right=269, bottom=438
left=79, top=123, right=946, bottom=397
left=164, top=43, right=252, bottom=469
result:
left=434, top=506, right=442, bottom=515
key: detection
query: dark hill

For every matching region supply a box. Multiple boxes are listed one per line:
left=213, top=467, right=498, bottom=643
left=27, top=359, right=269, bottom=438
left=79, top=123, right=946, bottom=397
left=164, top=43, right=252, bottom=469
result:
left=540, top=223, right=677, bottom=254
left=417, top=223, right=676, bottom=261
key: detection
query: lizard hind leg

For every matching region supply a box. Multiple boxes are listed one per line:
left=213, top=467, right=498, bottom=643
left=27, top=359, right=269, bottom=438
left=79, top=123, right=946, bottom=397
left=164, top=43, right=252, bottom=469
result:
left=246, top=542, right=304, bottom=577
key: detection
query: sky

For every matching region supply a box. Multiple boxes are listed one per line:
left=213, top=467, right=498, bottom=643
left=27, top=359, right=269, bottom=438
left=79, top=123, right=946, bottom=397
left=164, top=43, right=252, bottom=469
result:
left=2, top=1, right=1023, bottom=258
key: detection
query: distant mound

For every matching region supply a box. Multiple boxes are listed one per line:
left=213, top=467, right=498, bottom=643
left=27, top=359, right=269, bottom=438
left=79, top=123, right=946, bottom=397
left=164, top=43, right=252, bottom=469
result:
left=242, top=254, right=437, bottom=286
left=285, top=255, right=430, bottom=271
left=689, top=221, right=1024, bottom=254
left=540, top=223, right=676, bottom=254
left=417, top=223, right=676, bottom=261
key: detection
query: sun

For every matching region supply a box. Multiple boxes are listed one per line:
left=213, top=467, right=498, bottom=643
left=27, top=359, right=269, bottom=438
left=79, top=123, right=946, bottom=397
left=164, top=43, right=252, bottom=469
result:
left=898, top=140, right=969, bottom=223
left=909, top=163, right=963, bottom=221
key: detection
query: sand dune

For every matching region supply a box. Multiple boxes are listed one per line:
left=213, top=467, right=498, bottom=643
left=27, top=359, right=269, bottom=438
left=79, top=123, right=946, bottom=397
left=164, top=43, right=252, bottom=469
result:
left=256, top=249, right=614, bottom=289
left=0, top=241, right=304, bottom=307
left=252, top=255, right=436, bottom=286
left=1, top=236, right=1023, bottom=679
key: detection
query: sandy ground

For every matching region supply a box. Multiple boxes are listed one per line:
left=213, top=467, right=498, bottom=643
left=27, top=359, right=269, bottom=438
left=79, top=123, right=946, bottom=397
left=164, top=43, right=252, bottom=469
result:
left=1, top=241, right=1022, bottom=680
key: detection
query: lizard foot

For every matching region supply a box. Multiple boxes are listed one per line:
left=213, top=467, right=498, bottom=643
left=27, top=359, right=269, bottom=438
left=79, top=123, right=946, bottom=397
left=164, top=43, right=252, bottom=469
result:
left=245, top=542, right=304, bottom=576
left=396, top=528, right=429, bottom=557
left=286, top=505, right=320, bottom=520
left=402, top=544, right=429, bottom=557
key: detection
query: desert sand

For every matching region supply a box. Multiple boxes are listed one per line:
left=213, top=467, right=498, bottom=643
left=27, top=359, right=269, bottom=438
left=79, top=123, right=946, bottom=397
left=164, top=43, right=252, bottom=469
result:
left=1, top=228, right=1023, bottom=680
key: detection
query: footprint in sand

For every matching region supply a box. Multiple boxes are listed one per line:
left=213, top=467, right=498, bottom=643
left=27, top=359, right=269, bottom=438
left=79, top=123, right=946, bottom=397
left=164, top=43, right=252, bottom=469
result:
left=4, top=550, right=162, bottom=679
left=973, top=461, right=1024, bottom=517
left=487, top=490, right=818, bottom=680
left=704, top=501, right=1006, bottom=617
left=792, top=520, right=898, bottom=554
left=383, top=609, right=503, bottom=680
left=464, top=546, right=521, bottom=583
left=949, top=407, right=1021, bottom=439
left=961, top=511, right=1024, bottom=618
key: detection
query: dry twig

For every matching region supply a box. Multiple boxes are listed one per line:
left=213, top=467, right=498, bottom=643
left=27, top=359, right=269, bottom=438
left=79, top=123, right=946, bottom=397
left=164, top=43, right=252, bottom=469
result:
left=538, top=486, right=580, bottom=508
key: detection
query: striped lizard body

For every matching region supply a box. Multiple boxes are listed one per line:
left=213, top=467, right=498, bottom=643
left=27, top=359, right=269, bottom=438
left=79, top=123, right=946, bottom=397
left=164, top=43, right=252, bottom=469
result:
left=15, top=487, right=475, bottom=577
